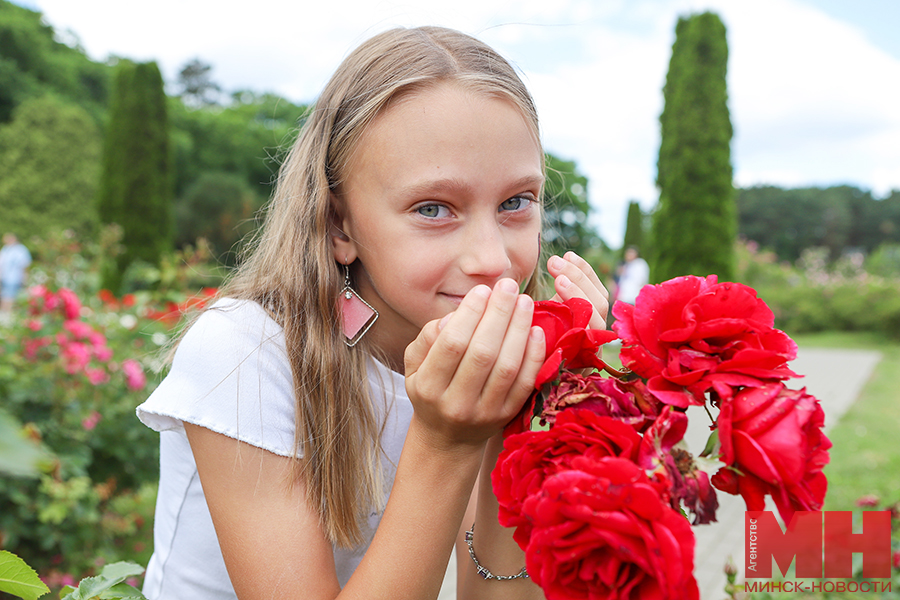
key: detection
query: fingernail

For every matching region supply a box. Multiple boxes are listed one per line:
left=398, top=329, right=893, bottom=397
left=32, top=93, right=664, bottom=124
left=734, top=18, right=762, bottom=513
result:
left=530, top=326, right=544, bottom=342
left=558, top=274, right=572, bottom=289
left=438, top=313, right=453, bottom=330
left=471, top=285, right=491, bottom=298
left=516, top=295, right=532, bottom=311
left=549, top=256, right=564, bottom=270
left=498, top=279, right=517, bottom=294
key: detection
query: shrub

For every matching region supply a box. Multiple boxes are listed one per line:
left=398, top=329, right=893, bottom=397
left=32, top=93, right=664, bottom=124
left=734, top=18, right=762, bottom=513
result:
left=734, top=240, right=900, bottom=340
left=0, top=228, right=222, bottom=591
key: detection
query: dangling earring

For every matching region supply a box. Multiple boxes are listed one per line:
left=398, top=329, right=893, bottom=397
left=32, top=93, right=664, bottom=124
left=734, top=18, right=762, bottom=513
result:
left=339, top=263, right=378, bottom=347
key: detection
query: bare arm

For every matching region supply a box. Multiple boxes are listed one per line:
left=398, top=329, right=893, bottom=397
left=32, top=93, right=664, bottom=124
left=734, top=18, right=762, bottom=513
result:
left=185, top=278, right=546, bottom=600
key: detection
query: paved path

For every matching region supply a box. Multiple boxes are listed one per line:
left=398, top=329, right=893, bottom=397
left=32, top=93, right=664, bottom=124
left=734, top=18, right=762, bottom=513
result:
left=438, top=347, right=882, bottom=600
left=686, top=347, right=882, bottom=600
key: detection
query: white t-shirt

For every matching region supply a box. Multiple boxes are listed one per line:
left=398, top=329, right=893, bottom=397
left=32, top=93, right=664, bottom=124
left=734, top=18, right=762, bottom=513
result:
left=136, top=299, right=413, bottom=599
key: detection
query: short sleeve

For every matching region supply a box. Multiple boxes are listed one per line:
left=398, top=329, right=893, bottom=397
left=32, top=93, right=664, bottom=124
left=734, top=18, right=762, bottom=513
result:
left=136, top=298, right=298, bottom=458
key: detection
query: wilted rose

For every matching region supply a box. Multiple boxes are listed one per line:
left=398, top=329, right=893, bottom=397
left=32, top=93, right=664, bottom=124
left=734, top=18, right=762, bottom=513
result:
left=542, top=371, right=662, bottom=431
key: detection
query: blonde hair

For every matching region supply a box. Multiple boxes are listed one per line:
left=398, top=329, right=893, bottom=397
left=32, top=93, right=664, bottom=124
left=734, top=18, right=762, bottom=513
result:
left=216, top=26, right=544, bottom=547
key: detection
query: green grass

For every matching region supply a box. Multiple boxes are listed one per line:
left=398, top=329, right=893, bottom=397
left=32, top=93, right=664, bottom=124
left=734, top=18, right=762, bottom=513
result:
left=793, top=332, right=900, bottom=511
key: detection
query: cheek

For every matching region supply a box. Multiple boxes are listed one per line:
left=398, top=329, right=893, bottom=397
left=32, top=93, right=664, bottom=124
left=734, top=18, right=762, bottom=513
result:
left=510, top=226, right=542, bottom=275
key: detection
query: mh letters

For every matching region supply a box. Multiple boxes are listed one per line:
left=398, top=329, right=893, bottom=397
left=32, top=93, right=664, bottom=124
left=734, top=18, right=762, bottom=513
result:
left=745, top=511, right=891, bottom=579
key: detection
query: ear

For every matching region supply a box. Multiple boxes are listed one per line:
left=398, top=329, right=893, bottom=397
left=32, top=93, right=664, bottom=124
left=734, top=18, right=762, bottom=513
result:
left=329, top=194, right=358, bottom=264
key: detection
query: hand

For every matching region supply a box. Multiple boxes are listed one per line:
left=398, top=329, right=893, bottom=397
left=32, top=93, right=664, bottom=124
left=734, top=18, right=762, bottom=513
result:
left=547, top=251, right=610, bottom=330
left=404, top=279, right=546, bottom=450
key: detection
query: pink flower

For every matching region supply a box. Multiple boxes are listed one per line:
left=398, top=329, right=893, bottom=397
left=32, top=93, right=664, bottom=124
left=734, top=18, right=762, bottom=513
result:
left=93, top=344, right=113, bottom=362
left=856, top=494, right=880, bottom=508
left=85, top=368, right=109, bottom=386
left=122, top=359, right=146, bottom=391
left=82, top=410, right=102, bottom=430
left=64, top=319, right=94, bottom=339
left=58, top=288, right=82, bottom=320
left=26, top=319, right=43, bottom=331
left=61, top=341, right=91, bottom=374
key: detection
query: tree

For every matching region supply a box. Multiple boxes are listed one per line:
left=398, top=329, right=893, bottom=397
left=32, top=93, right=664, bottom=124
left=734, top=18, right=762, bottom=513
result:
left=97, top=60, right=173, bottom=291
left=542, top=153, right=606, bottom=258
left=0, top=0, right=109, bottom=123
left=621, top=200, right=646, bottom=258
left=177, top=58, right=221, bottom=107
left=175, top=171, right=261, bottom=264
left=0, top=96, right=101, bottom=240
left=651, top=12, right=736, bottom=282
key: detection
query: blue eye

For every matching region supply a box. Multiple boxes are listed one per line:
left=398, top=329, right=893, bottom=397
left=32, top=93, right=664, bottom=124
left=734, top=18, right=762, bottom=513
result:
left=417, top=204, right=449, bottom=218
left=499, top=197, right=526, bottom=212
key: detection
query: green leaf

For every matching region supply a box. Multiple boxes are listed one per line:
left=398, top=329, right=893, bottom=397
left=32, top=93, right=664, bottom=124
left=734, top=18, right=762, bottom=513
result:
left=699, top=428, right=719, bottom=458
left=60, top=562, right=146, bottom=600
left=0, top=411, right=47, bottom=478
left=0, top=550, right=51, bottom=600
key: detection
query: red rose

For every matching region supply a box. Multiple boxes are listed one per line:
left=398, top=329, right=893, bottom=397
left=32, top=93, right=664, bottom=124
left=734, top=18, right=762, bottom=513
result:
left=712, top=383, right=831, bottom=524
left=532, top=298, right=617, bottom=388
left=492, top=410, right=641, bottom=548
left=542, top=371, right=663, bottom=432
left=521, top=457, right=699, bottom=600
left=612, top=275, right=798, bottom=407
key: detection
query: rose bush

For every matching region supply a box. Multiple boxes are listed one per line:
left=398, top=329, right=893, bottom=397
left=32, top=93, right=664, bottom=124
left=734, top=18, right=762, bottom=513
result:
left=0, top=228, right=221, bottom=591
left=521, top=457, right=699, bottom=600
left=495, top=274, right=835, bottom=598
left=612, top=275, right=798, bottom=407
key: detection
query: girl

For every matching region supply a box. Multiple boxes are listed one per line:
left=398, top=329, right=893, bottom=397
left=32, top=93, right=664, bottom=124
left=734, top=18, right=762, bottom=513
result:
left=137, top=26, right=609, bottom=600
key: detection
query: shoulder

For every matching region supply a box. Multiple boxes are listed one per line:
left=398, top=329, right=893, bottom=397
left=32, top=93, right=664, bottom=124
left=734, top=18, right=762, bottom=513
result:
left=137, top=298, right=298, bottom=457
left=177, top=298, right=285, bottom=367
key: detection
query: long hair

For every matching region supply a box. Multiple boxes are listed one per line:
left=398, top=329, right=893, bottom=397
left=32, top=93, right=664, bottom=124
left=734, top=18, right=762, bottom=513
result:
left=216, top=26, right=544, bottom=547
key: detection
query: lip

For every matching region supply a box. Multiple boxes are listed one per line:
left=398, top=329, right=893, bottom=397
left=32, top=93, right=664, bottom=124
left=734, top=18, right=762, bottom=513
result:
left=439, top=293, right=466, bottom=306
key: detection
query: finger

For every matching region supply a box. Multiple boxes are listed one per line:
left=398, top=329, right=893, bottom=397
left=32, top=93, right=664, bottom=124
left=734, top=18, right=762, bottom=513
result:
left=502, top=324, right=546, bottom=417
left=479, top=293, right=534, bottom=403
left=548, top=252, right=609, bottom=301
left=451, top=278, right=521, bottom=396
left=415, top=284, right=492, bottom=393
left=547, top=253, right=610, bottom=329
left=404, top=318, right=442, bottom=377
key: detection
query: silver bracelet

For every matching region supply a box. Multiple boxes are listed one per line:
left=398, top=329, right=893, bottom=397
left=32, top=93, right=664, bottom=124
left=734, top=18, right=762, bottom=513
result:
left=465, top=523, right=530, bottom=581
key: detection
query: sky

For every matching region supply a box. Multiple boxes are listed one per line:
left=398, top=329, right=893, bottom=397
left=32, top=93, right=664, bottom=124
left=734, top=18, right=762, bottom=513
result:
left=14, top=0, right=900, bottom=247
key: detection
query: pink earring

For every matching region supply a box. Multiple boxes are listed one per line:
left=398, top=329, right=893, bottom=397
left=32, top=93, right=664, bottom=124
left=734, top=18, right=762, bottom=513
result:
left=339, top=263, right=378, bottom=347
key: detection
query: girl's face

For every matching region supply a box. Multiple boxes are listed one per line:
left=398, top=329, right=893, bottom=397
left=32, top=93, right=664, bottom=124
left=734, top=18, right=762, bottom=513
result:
left=332, top=82, right=544, bottom=365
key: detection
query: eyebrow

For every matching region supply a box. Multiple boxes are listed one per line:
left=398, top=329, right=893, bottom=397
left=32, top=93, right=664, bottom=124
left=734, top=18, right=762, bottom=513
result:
left=400, top=174, right=545, bottom=199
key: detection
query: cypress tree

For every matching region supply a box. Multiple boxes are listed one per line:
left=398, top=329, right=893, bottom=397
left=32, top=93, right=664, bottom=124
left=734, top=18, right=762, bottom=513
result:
left=621, top=200, right=645, bottom=258
left=97, top=60, right=173, bottom=291
left=651, top=12, right=736, bottom=282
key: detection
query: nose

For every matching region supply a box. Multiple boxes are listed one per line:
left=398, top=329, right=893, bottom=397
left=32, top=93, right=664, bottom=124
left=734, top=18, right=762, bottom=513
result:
left=458, top=216, right=512, bottom=280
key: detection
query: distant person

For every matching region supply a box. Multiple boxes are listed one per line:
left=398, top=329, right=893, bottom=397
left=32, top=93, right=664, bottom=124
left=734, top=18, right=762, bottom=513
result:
left=0, top=232, right=32, bottom=316
left=615, top=246, right=649, bottom=305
